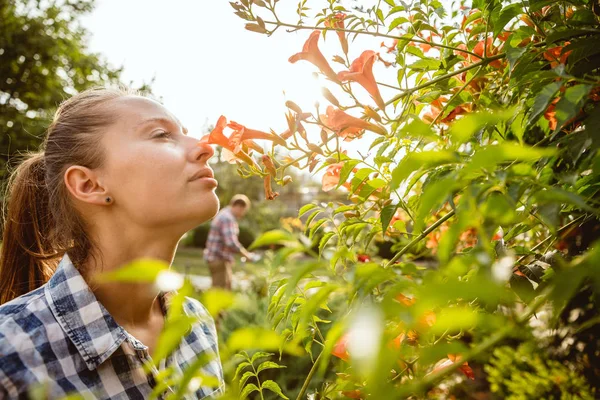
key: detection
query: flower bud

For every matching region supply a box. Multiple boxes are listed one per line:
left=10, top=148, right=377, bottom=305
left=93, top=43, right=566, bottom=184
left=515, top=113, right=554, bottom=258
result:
left=322, top=87, right=341, bottom=108
left=261, top=155, right=277, bottom=176
left=285, top=100, right=303, bottom=114
left=363, top=106, right=382, bottom=122
left=320, top=129, right=329, bottom=143
left=309, top=157, right=319, bottom=173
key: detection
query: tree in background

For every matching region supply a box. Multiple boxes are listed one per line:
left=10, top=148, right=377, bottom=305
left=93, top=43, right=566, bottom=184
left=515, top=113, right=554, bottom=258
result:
left=0, top=0, right=151, bottom=188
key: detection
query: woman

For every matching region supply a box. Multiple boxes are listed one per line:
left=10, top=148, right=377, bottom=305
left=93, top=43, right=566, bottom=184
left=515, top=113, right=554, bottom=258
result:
left=0, top=88, right=224, bottom=399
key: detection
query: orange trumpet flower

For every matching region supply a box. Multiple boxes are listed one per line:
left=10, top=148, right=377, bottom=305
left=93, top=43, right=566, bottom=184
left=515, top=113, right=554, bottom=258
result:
left=332, top=333, right=350, bottom=361
left=337, top=50, right=385, bottom=109
left=263, top=174, right=279, bottom=200
left=322, top=162, right=354, bottom=192
left=543, top=43, right=571, bottom=68
left=261, top=155, right=277, bottom=176
left=289, top=30, right=340, bottom=83
left=204, top=116, right=256, bottom=167
left=431, top=354, right=475, bottom=380
left=322, top=106, right=387, bottom=140
left=227, top=121, right=286, bottom=151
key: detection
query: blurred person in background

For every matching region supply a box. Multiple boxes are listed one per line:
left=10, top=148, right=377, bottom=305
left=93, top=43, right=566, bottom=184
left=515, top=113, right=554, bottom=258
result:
left=204, top=194, right=260, bottom=290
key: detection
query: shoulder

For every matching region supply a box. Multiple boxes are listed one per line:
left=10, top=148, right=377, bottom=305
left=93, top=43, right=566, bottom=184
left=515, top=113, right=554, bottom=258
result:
left=217, top=209, right=235, bottom=223
left=0, top=287, right=58, bottom=395
left=183, top=297, right=216, bottom=333
left=0, top=286, right=53, bottom=337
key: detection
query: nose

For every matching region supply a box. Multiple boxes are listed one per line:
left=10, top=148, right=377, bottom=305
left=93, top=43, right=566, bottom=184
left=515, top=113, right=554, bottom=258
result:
left=189, top=138, right=215, bottom=164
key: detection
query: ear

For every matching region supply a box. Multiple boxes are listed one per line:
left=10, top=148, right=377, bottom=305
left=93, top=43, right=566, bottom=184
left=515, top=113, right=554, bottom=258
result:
left=64, top=165, right=109, bottom=206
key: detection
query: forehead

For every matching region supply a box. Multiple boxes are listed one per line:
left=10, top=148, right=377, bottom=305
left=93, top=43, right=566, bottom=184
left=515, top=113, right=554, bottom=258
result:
left=110, top=96, right=182, bottom=129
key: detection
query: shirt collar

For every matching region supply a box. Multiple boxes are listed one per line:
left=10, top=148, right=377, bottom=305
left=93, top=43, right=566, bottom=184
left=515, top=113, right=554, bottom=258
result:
left=44, top=253, right=128, bottom=370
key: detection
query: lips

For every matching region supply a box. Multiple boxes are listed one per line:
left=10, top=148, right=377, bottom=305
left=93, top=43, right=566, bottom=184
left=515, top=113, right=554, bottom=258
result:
left=189, top=168, right=215, bottom=182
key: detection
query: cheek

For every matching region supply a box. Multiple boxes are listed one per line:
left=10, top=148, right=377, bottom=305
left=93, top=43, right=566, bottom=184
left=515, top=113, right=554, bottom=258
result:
left=110, top=145, right=184, bottom=196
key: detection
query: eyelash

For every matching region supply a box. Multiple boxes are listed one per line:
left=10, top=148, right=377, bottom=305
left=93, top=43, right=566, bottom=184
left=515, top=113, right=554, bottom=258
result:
left=154, top=131, right=172, bottom=139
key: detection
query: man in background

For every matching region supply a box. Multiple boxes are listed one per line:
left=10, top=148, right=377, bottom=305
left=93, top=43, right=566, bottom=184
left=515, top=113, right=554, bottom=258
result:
left=204, top=194, right=258, bottom=290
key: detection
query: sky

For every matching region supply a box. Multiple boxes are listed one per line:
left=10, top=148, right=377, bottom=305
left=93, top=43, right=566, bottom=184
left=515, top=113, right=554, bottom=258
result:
left=81, top=1, right=363, bottom=137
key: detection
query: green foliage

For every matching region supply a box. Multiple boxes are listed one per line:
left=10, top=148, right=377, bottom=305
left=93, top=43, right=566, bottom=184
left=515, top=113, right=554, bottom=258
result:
left=0, top=0, right=152, bottom=188
left=234, top=352, right=288, bottom=399
left=225, top=0, right=600, bottom=398
left=485, top=343, right=595, bottom=399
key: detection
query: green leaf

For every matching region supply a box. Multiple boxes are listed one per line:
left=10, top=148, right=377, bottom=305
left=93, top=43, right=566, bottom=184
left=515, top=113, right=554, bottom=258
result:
left=239, top=370, right=256, bottom=388
left=415, top=176, right=458, bottom=233
left=505, top=41, right=527, bottom=71
left=319, top=232, right=337, bottom=255
left=381, top=203, right=399, bottom=234
left=234, top=361, right=252, bottom=381
left=430, top=307, right=480, bottom=334
left=553, top=84, right=592, bottom=131
left=398, top=118, right=437, bottom=140
left=309, top=219, right=328, bottom=239
left=285, top=261, right=322, bottom=297
left=200, top=289, right=236, bottom=318
left=305, top=209, right=323, bottom=229
left=152, top=315, right=199, bottom=363
left=463, top=143, right=555, bottom=177
left=227, top=327, right=303, bottom=356
left=240, top=383, right=260, bottom=400
left=298, top=284, right=339, bottom=330
left=367, top=178, right=387, bottom=189
left=481, top=192, right=518, bottom=225
left=388, top=16, right=409, bottom=31
left=251, top=351, right=274, bottom=364
left=257, top=361, right=286, bottom=374
left=409, top=58, right=441, bottom=71
left=97, top=259, right=169, bottom=283
left=528, top=81, right=563, bottom=126
left=546, top=28, right=595, bottom=44
left=391, top=150, right=458, bottom=190
left=336, top=160, right=361, bottom=189
left=448, top=108, right=515, bottom=145
left=493, top=3, right=522, bottom=37
left=249, top=229, right=295, bottom=250
left=261, top=380, right=289, bottom=399
left=534, top=187, right=596, bottom=213
left=298, top=203, right=318, bottom=217
left=419, top=341, right=469, bottom=366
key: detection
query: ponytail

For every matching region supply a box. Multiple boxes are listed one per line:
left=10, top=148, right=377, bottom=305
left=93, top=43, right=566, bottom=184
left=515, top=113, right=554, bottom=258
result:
left=0, top=86, right=139, bottom=305
left=0, top=152, right=61, bottom=304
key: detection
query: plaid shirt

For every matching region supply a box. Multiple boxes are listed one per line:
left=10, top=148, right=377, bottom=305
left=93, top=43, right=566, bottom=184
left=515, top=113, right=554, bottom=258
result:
left=204, top=207, right=244, bottom=263
left=0, top=253, right=224, bottom=399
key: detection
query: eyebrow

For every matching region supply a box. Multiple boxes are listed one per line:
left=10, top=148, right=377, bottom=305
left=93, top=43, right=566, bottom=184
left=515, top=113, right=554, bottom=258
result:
left=136, top=117, right=188, bottom=135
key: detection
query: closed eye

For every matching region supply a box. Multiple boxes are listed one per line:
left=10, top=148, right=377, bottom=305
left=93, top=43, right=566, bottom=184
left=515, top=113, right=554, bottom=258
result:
left=153, top=131, right=173, bottom=139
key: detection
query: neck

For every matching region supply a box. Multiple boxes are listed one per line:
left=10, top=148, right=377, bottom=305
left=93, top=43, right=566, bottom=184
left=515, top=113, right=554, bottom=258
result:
left=82, top=229, right=181, bottom=326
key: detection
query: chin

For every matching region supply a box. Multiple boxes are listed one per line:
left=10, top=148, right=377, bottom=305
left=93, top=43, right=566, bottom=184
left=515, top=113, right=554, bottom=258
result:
left=197, top=193, right=220, bottom=221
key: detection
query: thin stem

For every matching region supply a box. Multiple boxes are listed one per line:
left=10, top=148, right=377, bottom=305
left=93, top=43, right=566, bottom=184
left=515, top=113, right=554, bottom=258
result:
left=263, top=21, right=481, bottom=58
left=296, top=351, right=322, bottom=400
left=515, top=214, right=587, bottom=267
left=384, top=210, right=456, bottom=268
left=430, top=65, right=483, bottom=126
left=384, top=57, right=502, bottom=107
left=377, top=81, right=403, bottom=91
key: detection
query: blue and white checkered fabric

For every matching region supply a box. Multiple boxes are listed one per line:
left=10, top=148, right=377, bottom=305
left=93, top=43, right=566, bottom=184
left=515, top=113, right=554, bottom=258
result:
left=0, top=253, right=224, bottom=399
